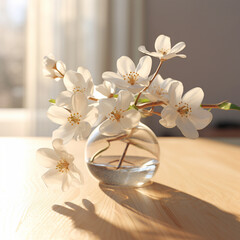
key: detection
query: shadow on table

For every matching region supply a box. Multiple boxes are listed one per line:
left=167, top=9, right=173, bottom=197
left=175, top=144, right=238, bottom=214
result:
left=99, top=182, right=240, bottom=240
left=52, top=200, right=141, bottom=240
left=52, top=183, right=240, bottom=240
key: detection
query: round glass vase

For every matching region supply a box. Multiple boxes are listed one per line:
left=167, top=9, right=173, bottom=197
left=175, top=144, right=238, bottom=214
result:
left=85, top=122, right=160, bottom=187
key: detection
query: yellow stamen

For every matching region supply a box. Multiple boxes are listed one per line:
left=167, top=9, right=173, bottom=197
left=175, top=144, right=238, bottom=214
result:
left=73, top=87, right=86, bottom=93
left=56, top=159, right=69, bottom=173
left=176, top=102, right=192, bottom=117
left=123, top=72, right=139, bottom=85
left=108, top=108, right=125, bottom=122
left=68, top=112, right=81, bottom=125
left=158, top=48, right=169, bottom=55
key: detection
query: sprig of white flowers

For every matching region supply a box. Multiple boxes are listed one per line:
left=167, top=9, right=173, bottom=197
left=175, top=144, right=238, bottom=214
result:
left=39, top=34, right=240, bottom=191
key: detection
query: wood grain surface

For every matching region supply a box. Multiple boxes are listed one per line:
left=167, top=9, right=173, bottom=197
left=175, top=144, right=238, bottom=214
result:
left=0, top=137, right=240, bottom=240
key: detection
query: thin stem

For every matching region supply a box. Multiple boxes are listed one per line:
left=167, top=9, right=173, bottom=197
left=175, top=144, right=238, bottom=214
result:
left=150, top=111, right=161, bottom=117
left=53, top=65, right=64, bottom=78
left=141, top=108, right=161, bottom=117
left=134, top=60, right=164, bottom=105
left=117, top=142, right=130, bottom=169
left=90, top=133, right=129, bottom=163
left=107, top=133, right=129, bottom=143
left=137, top=101, right=166, bottom=109
left=201, top=104, right=219, bottom=109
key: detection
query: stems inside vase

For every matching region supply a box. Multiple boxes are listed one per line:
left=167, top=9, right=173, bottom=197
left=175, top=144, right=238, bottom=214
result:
left=117, top=142, right=130, bottom=169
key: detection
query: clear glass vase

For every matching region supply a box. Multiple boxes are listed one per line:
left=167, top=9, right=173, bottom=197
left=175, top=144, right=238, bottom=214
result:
left=85, top=122, right=160, bottom=187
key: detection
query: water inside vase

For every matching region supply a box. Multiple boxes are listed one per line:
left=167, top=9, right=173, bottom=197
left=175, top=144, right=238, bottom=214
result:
left=87, top=155, right=159, bottom=187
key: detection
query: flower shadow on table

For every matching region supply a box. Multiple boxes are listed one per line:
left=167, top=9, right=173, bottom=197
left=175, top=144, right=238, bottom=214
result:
left=99, top=182, right=240, bottom=240
left=52, top=199, right=146, bottom=240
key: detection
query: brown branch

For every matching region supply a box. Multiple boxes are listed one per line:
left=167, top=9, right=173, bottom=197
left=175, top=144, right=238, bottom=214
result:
left=137, top=101, right=166, bottom=109
left=134, top=60, right=164, bottom=105
left=201, top=104, right=219, bottom=109
left=117, top=142, right=130, bottom=169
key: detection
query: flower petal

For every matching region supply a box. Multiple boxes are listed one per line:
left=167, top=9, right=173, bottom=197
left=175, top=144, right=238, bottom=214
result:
left=182, top=87, right=204, bottom=109
left=116, top=90, right=134, bottom=110
left=61, top=173, right=71, bottom=191
left=163, top=53, right=186, bottom=60
left=95, top=82, right=111, bottom=97
left=72, top=92, right=88, bottom=115
left=159, top=106, right=177, bottom=128
left=52, top=138, right=65, bottom=153
left=52, top=123, right=76, bottom=144
left=138, top=45, right=161, bottom=58
left=36, top=148, right=58, bottom=168
left=135, top=56, right=152, bottom=78
left=98, top=98, right=115, bottom=117
left=117, top=56, right=135, bottom=76
left=42, top=168, right=63, bottom=187
left=56, top=91, right=72, bottom=108
left=99, top=119, right=123, bottom=136
left=169, top=82, right=183, bottom=107
left=124, top=84, right=145, bottom=94
left=120, top=109, right=141, bottom=129
left=176, top=116, right=199, bottom=139
left=47, top=106, right=69, bottom=125
left=43, top=55, right=55, bottom=69
left=102, top=71, right=123, bottom=82
left=74, top=122, right=92, bottom=140
left=69, top=164, right=84, bottom=184
left=154, top=35, right=171, bottom=52
left=84, top=106, right=98, bottom=126
left=189, top=108, right=213, bottom=130
left=68, top=170, right=82, bottom=187
left=63, top=70, right=86, bottom=92
left=110, top=78, right=130, bottom=89
left=56, top=60, right=66, bottom=75
left=77, top=66, right=92, bottom=82
left=169, top=42, right=186, bottom=54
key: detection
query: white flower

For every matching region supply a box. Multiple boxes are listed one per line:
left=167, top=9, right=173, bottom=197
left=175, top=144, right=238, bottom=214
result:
left=43, top=54, right=66, bottom=81
left=48, top=92, right=98, bottom=143
left=63, top=67, right=94, bottom=96
left=55, top=90, right=72, bottom=109
left=93, top=81, right=117, bottom=126
left=36, top=139, right=83, bottom=191
left=95, top=80, right=116, bottom=98
left=102, top=56, right=152, bottom=94
left=99, top=90, right=141, bottom=136
left=159, top=82, right=212, bottom=139
left=138, top=34, right=186, bottom=60
left=144, top=74, right=179, bottom=103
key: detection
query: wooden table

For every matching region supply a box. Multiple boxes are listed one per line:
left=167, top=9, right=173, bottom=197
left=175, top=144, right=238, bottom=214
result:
left=0, top=137, right=240, bottom=240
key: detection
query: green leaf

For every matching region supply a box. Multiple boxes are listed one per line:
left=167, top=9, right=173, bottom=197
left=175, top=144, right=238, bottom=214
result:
left=49, top=99, right=56, bottom=104
left=136, top=98, right=151, bottom=103
left=218, top=102, right=240, bottom=111
left=129, top=105, right=138, bottom=110
left=113, top=94, right=118, bottom=98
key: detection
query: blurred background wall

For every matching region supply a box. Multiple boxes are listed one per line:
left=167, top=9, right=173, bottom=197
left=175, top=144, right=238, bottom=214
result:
left=0, top=0, right=239, bottom=137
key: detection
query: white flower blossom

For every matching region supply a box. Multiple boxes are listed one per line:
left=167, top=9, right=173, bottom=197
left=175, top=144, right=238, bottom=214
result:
left=48, top=92, right=98, bottom=143
left=93, top=80, right=117, bottom=126
left=63, top=67, right=94, bottom=97
left=144, top=74, right=179, bottom=103
left=159, top=82, right=212, bottom=139
left=43, top=54, right=66, bottom=81
left=102, top=56, right=152, bottom=94
left=139, top=34, right=186, bottom=60
left=36, top=139, right=83, bottom=191
left=99, top=90, right=141, bottom=136
left=95, top=80, right=116, bottom=98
